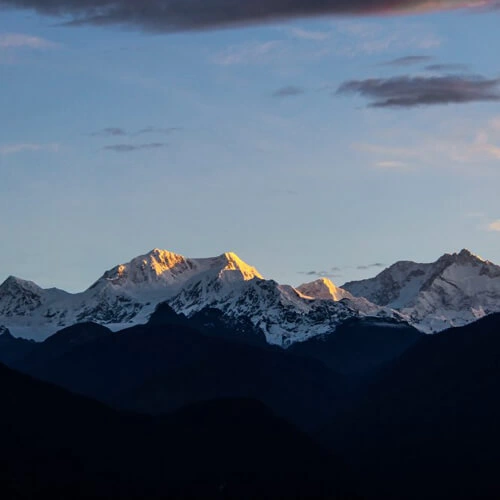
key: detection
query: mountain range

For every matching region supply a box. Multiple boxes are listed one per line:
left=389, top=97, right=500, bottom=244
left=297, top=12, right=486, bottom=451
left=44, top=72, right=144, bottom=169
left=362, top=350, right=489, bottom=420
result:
left=1, top=247, right=499, bottom=343
left=1, top=248, right=500, bottom=498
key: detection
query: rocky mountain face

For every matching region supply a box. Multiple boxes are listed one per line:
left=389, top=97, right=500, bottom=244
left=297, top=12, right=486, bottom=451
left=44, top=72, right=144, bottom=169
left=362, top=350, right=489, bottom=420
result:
left=0, top=249, right=396, bottom=344
left=343, top=249, right=500, bottom=333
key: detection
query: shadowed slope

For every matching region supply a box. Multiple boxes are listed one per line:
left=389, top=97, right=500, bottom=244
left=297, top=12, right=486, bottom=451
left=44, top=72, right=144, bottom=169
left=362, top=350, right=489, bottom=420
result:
left=0, top=361, right=357, bottom=499
left=320, top=313, right=500, bottom=499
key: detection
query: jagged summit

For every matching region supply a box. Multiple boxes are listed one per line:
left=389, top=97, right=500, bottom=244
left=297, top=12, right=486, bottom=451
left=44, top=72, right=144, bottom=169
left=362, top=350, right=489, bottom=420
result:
left=0, top=276, right=42, bottom=293
left=96, top=248, right=190, bottom=288
left=440, top=248, right=488, bottom=264
left=344, top=249, right=500, bottom=333
left=210, top=252, right=263, bottom=281
left=93, top=248, right=263, bottom=290
left=297, top=278, right=352, bottom=302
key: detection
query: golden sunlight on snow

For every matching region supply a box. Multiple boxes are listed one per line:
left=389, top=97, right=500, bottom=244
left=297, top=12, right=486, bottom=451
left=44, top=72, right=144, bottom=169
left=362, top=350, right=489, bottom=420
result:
left=222, top=252, right=263, bottom=281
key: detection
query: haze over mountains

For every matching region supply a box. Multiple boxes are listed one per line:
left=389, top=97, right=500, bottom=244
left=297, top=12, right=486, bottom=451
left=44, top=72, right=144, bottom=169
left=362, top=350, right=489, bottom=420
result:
left=1, top=247, right=499, bottom=343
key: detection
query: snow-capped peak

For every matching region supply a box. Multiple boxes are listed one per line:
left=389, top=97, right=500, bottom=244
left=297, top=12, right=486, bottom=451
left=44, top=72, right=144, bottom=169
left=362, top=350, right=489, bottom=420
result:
left=438, top=248, right=488, bottom=265
left=296, top=278, right=352, bottom=301
left=204, top=252, right=263, bottom=281
left=343, top=249, right=500, bottom=333
left=96, top=249, right=190, bottom=287
left=0, top=276, right=43, bottom=295
left=91, top=249, right=263, bottom=292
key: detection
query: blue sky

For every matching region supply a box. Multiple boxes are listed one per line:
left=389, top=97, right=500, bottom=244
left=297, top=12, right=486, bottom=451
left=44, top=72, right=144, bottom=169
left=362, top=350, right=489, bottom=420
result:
left=1, top=2, right=500, bottom=291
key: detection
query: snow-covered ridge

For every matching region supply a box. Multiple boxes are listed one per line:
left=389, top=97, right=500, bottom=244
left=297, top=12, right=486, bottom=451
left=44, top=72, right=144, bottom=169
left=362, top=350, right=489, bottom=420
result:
left=343, top=249, right=500, bottom=333
left=0, top=248, right=384, bottom=344
left=1, top=247, right=498, bottom=343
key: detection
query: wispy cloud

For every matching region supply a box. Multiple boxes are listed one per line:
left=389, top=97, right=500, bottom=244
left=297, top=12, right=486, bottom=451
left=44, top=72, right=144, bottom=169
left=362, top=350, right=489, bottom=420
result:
left=334, top=22, right=441, bottom=56
left=338, top=74, right=500, bottom=108
left=289, top=27, right=330, bottom=41
left=298, top=269, right=343, bottom=279
left=425, top=63, right=469, bottom=73
left=91, top=127, right=127, bottom=137
left=299, top=263, right=385, bottom=279
left=91, top=126, right=179, bottom=137
left=353, top=117, right=500, bottom=170
left=0, top=0, right=493, bottom=32
left=352, top=143, right=417, bottom=158
left=375, top=160, right=410, bottom=169
left=0, top=33, right=57, bottom=50
left=135, top=126, right=180, bottom=136
left=212, top=21, right=441, bottom=69
left=488, top=220, right=500, bottom=232
left=356, top=263, right=385, bottom=270
left=272, top=86, right=305, bottom=98
left=212, top=41, right=282, bottom=66
left=103, top=143, right=167, bottom=153
left=382, top=55, right=433, bottom=67
left=0, top=143, right=59, bottom=155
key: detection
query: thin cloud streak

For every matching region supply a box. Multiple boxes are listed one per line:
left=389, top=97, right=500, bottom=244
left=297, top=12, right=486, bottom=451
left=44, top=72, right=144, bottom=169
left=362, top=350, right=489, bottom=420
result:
left=135, top=126, right=180, bottom=136
left=103, top=143, right=167, bottom=152
left=272, top=86, right=305, bottom=98
left=298, top=270, right=344, bottom=280
left=352, top=117, right=500, bottom=171
left=91, top=127, right=127, bottom=137
left=375, top=160, right=409, bottom=169
left=382, top=55, right=433, bottom=67
left=0, top=143, right=59, bottom=155
left=488, top=220, right=500, bottom=232
left=356, top=263, right=385, bottom=270
left=289, top=27, right=330, bottom=41
left=0, top=33, right=57, bottom=49
left=337, top=74, right=500, bottom=108
left=91, top=127, right=179, bottom=137
left=0, top=0, right=495, bottom=33
left=425, top=63, right=469, bottom=72
left=212, top=41, right=282, bottom=66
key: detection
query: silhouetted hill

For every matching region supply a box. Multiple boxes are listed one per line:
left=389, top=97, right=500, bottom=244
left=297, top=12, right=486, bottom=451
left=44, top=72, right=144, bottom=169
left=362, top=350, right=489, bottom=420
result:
left=19, top=322, right=112, bottom=370
left=320, top=313, right=500, bottom=499
left=0, top=361, right=357, bottom=499
left=289, top=317, right=422, bottom=374
left=149, top=303, right=270, bottom=348
left=13, top=306, right=348, bottom=430
left=0, top=329, right=36, bottom=364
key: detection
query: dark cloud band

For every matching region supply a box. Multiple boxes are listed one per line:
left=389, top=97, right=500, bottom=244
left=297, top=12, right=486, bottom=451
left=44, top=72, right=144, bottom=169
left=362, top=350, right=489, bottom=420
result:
left=337, top=75, right=500, bottom=108
left=0, top=0, right=494, bottom=32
